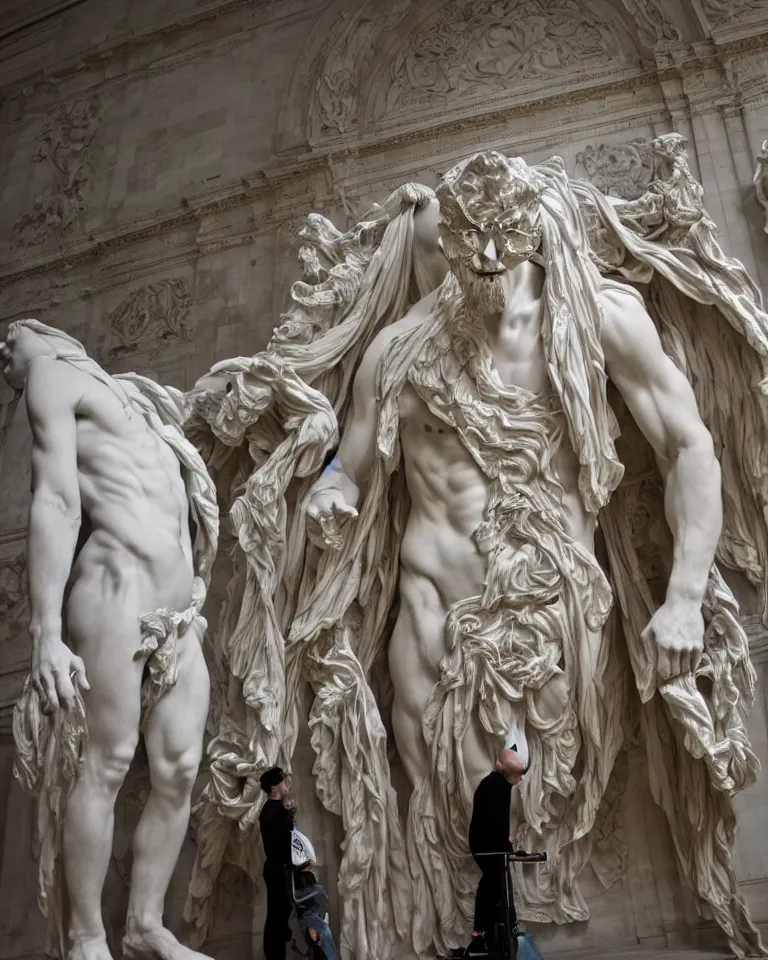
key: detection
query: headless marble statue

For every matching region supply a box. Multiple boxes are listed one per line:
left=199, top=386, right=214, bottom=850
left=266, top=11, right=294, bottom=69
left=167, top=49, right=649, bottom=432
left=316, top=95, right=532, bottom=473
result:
left=0, top=321, right=218, bottom=960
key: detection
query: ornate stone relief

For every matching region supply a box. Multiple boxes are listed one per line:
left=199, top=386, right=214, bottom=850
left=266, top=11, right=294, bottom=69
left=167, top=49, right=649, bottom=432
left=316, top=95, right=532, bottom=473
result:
left=702, top=0, right=766, bottom=28
left=313, top=0, right=413, bottom=133
left=310, top=0, right=636, bottom=134
left=755, top=139, right=768, bottom=234
left=12, top=97, right=103, bottom=249
left=575, top=139, right=653, bottom=199
left=618, top=0, right=681, bottom=47
left=0, top=555, right=28, bottom=625
left=384, top=0, right=628, bottom=115
left=105, top=278, right=193, bottom=359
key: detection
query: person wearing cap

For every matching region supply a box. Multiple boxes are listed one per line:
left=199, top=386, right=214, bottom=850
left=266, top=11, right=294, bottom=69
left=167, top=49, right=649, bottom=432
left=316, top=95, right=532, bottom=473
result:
left=465, top=747, right=526, bottom=957
left=259, top=766, right=294, bottom=960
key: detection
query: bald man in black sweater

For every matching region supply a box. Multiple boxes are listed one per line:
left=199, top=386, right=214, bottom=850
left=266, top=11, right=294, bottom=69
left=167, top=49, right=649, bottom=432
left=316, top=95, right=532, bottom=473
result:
left=465, top=748, right=526, bottom=957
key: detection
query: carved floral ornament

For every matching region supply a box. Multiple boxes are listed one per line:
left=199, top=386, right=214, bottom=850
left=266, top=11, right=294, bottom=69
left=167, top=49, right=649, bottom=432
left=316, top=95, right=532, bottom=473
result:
left=701, top=0, right=767, bottom=29
left=105, top=278, right=193, bottom=359
left=0, top=555, right=28, bottom=624
left=576, top=138, right=653, bottom=200
left=755, top=139, right=768, bottom=235
left=12, top=96, right=103, bottom=250
left=305, top=0, right=674, bottom=137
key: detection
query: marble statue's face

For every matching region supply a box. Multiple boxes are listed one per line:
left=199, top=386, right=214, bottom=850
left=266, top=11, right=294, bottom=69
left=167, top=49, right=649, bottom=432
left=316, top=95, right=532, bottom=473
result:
left=436, top=151, right=542, bottom=313
left=0, top=325, right=51, bottom=390
left=413, top=196, right=441, bottom=252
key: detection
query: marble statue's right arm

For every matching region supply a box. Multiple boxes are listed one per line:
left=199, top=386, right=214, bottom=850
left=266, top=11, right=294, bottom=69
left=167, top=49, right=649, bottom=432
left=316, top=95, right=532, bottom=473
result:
left=307, top=292, right=436, bottom=524
left=25, top=357, right=89, bottom=710
left=310, top=333, right=388, bottom=513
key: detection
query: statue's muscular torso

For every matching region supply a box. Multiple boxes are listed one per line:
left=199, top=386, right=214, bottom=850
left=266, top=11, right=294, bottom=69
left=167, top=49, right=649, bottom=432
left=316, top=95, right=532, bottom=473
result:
left=30, top=359, right=195, bottom=618
left=312, top=275, right=715, bottom=789
left=389, top=301, right=594, bottom=788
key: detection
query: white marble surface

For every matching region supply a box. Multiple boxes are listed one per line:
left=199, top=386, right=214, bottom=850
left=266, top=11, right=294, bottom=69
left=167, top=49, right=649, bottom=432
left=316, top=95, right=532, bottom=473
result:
left=1, top=2, right=768, bottom=959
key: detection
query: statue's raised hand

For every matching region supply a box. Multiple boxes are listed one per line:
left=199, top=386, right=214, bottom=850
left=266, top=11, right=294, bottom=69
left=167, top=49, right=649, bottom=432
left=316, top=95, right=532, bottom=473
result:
left=641, top=597, right=704, bottom=684
left=32, top=634, right=90, bottom=713
left=305, top=486, right=358, bottom=551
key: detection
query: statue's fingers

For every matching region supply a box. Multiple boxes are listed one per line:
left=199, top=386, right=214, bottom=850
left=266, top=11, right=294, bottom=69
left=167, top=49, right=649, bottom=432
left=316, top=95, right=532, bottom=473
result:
left=54, top=668, right=76, bottom=711
left=655, top=646, right=671, bottom=683
left=689, top=645, right=703, bottom=675
left=71, top=652, right=91, bottom=690
left=334, top=504, right=358, bottom=519
left=667, top=650, right=682, bottom=680
left=72, top=656, right=90, bottom=691
left=38, top=667, right=59, bottom=712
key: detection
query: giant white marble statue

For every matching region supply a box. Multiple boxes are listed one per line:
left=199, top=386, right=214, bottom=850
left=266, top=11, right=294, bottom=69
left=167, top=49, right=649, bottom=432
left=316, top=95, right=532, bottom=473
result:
left=183, top=184, right=447, bottom=939
left=188, top=137, right=768, bottom=960
left=0, top=320, right=219, bottom=960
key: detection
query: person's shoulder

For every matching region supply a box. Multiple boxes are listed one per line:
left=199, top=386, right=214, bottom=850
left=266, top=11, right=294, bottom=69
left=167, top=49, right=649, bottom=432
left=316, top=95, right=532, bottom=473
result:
left=25, top=356, right=80, bottom=413
left=368, top=287, right=438, bottom=354
left=599, top=280, right=647, bottom=327
left=599, top=279, right=656, bottom=362
left=27, top=355, right=73, bottom=386
left=475, top=770, right=499, bottom=792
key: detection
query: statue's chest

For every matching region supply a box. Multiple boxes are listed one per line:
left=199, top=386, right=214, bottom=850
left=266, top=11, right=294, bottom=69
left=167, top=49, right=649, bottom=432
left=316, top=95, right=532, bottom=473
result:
left=406, top=346, right=566, bottom=486
left=486, top=327, right=552, bottom=398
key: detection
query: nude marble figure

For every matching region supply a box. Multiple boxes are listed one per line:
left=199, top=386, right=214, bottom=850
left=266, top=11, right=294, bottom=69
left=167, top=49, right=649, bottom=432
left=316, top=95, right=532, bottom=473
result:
left=1, top=320, right=218, bottom=960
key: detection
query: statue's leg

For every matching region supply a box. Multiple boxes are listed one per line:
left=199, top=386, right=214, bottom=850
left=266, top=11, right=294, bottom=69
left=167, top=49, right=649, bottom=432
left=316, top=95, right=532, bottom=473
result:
left=389, top=595, right=440, bottom=787
left=62, top=586, right=146, bottom=959
left=123, top=618, right=211, bottom=960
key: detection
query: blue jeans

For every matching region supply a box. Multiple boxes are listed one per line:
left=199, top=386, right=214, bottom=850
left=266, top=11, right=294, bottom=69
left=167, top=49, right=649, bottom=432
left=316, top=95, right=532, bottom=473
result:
left=300, top=913, right=341, bottom=960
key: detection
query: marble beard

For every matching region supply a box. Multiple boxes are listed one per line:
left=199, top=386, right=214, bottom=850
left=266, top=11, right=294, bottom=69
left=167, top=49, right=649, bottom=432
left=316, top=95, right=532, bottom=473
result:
left=3, top=320, right=219, bottom=960
left=187, top=138, right=768, bottom=960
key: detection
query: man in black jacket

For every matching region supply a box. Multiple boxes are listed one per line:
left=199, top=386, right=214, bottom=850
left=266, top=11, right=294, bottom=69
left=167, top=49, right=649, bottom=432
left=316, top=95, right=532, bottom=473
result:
left=259, top=767, right=294, bottom=960
left=465, top=747, right=526, bottom=957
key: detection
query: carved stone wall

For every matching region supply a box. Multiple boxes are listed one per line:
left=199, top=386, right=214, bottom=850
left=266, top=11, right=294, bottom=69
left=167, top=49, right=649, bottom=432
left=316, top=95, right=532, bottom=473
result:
left=1, top=1, right=768, bottom=958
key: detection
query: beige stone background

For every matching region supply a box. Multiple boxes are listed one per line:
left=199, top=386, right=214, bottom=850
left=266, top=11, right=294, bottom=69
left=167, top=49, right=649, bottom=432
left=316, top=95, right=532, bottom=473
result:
left=1, top=1, right=768, bottom=958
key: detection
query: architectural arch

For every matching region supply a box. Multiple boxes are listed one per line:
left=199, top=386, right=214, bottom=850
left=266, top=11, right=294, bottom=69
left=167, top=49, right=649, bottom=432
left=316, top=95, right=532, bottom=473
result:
left=278, top=0, right=682, bottom=151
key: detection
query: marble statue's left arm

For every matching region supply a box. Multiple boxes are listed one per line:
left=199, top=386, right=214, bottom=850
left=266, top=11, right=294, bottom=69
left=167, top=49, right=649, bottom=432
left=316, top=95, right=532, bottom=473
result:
left=25, top=356, right=89, bottom=711
left=600, top=286, right=721, bottom=684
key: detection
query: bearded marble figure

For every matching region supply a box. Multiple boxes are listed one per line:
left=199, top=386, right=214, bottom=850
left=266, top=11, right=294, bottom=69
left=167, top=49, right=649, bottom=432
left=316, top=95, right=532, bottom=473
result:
left=189, top=136, right=768, bottom=960
left=0, top=320, right=219, bottom=960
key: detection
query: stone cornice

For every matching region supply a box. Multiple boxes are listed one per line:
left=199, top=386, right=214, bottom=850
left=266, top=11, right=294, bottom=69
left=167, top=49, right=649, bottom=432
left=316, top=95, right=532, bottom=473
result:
left=0, top=0, right=87, bottom=42
left=1, top=13, right=766, bottom=299
left=353, top=72, right=660, bottom=160
left=0, top=527, right=26, bottom=546
left=0, top=158, right=326, bottom=292
left=0, top=75, right=665, bottom=293
left=0, top=0, right=319, bottom=98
